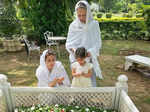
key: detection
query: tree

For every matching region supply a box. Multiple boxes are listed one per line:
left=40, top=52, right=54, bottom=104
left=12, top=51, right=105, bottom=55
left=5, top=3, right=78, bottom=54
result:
left=0, top=0, right=21, bottom=37
left=13, top=0, right=71, bottom=43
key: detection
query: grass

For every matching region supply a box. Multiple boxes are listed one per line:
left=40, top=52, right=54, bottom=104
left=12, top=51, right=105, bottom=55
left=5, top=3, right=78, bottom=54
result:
left=144, top=97, right=150, bottom=104
left=0, top=40, right=150, bottom=111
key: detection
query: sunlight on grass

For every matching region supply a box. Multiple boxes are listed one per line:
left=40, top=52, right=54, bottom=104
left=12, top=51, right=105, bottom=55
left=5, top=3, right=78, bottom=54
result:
left=8, top=70, right=26, bottom=76
left=101, top=40, right=150, bottom=56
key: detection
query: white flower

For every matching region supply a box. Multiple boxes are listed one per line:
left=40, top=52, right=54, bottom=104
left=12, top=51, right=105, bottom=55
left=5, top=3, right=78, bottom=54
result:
left=31, top=106, right=35, bottom=110
left=55, top=104, right=59, bottom=107
left=14, top=109, right=18, bottom=112
left=39, top=108, right=42, bottom=110
left=37, top=104, right=41, bottom=107
left=75, top=106, right=79, bottom=108
left=85, top=108, right=90, bottom=112
left=70, top=110, right=74, bottom=112
left=92, top=111, right=95, bottom=112
left=103, top=110, right=107, bottom=112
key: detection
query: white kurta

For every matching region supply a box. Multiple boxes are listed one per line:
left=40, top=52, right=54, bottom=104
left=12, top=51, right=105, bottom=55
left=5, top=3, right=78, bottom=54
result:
left=65, top=1, right=103, bottom=79
left=36, top=50, right=70, bottom=87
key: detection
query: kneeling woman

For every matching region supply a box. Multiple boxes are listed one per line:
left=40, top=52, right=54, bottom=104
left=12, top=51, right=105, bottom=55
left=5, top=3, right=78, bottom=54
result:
left=36, top=50, right=70, bottom=87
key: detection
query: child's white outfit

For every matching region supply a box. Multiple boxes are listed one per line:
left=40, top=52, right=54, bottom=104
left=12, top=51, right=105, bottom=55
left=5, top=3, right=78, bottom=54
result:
left=71, top=62, right=93, bottom=87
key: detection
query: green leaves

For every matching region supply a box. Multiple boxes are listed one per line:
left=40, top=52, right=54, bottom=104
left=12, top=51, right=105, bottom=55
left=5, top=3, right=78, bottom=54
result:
left=0, top=1, right=21, bottom=37
left=99, top=20, right=149, bottom=40
left=14, top=0, right=70, bottom=43
left=15, top=104, right=117, bottom=112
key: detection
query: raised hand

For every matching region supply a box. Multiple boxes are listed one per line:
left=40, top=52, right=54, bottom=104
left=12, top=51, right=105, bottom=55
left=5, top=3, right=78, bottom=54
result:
left=57, top=77, right=64, bottom=84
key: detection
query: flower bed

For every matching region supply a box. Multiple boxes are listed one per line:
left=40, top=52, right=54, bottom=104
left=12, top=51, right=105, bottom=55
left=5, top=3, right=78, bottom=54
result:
left=15, top=104, right=117, bottom=112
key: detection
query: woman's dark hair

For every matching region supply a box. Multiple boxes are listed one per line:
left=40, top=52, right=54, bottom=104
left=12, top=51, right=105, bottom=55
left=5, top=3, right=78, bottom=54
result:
left=75, top=47, right=87, bottom=59
left=78, top=2, right=87, bottom=10
left=45, top=49, right=56, bottom=61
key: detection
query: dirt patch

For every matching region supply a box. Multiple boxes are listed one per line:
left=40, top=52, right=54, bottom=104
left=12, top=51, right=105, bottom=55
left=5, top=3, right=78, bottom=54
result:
left=119, top=49, right=150, bottom=56
left=100, top=54, right=150, bottom=112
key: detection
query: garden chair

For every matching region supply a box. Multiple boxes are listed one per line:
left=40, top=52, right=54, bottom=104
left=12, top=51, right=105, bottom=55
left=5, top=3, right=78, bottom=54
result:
left=22, top=35, right=40, bottom=60
left=44, top=31, right=60, bottom=57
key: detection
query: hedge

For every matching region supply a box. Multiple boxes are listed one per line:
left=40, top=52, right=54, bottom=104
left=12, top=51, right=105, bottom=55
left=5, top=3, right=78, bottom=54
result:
left=94, top=17, right=149, bottom=40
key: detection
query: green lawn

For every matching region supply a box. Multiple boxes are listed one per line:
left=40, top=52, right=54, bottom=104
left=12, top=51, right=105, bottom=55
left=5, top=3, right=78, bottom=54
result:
left=0, top=40, right=150, bottom=112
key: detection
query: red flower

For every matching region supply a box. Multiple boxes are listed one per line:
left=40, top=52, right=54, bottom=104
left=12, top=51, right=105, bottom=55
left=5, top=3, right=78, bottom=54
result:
left=61, top=110, right=65, bottom=112
left=49, top=109, right=54, bottom=112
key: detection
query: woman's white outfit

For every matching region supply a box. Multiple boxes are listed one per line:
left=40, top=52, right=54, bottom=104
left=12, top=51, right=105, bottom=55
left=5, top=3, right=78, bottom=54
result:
left=66, top=1, right=103, bottom=86
left=36, top=50, right=70, bottom=87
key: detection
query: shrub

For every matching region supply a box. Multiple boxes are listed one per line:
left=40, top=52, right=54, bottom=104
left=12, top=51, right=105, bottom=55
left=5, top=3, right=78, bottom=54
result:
left=126, top=11, right=133, bottom=18
left=126, top=14, right=132, bottom=18
left=0, top=5, right=21, bottom=37
left=0, top=38, right=5, bottom=47
left=92, top=12, right=97, bottom=17
left=137, top=9, right=143, bottom=13
left=136, top=13, right=143, bottom=18
left=97, top=12, right=103, bottom=18
left=15, top=0, right=70, bottom=44
left=98, top=20, right=148, bottom=40
left=143, top=7, right=150, bottom=40
left=106, top=13, right=112, bottom=18
left=122, top=13, right=128, bottom=17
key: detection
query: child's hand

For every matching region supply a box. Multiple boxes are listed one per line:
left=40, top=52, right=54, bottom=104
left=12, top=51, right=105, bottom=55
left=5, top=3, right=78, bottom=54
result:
left=57, top=77, right=64, bottom=84
left=49, top=78, right=59, bottom=87
left=59, top=77, right=64, bottom=81
left=74, top=73, right=81, bottom=77
left=54, top=78, right=59, bottom=83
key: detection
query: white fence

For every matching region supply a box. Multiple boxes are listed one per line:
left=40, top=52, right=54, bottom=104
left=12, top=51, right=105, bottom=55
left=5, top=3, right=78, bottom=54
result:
left=0, top=74, right=139, bottom=112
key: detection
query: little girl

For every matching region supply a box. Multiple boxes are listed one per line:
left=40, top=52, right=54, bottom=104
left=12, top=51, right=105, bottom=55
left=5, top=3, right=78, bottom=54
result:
left=36, top=49, right=70, bottom=87
left=71, top=47, right=93, bottom=87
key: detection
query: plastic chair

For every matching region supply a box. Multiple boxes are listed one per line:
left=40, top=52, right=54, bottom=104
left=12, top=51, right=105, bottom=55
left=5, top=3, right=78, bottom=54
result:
left=44, top=31, right=60, bottom=57
left=22, top=35, right=40, bottom=60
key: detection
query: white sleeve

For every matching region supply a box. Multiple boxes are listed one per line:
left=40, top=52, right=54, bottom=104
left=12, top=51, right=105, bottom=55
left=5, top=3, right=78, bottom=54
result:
left=71, top=62, right=77, bottom=69
left=66, top=24, right=75, bottom=54
left=66, top=22, right=81, bottom=54
left=36, top=69, right=49, bottom=87
left=58, top=62, right=71, bottom=87
left=88, top=63, right=93, bottom=70
left=88, top=21, right=102, bottom=56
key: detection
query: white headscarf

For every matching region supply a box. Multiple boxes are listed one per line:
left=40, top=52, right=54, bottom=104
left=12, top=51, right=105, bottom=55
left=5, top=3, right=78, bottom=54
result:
left=66, top=0, right=103, bottom=79
left=36, top=50, right=70, bottom=87
left=75, top=0, right=93, bottom=28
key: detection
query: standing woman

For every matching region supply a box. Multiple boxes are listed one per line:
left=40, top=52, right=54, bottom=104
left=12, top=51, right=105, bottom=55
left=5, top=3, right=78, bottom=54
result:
left=36, top=50, right=70, bottom=87
left=66, top=0, right=103, bottom=87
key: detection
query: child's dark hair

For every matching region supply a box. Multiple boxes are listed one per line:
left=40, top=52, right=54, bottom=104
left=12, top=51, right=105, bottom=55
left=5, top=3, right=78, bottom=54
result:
left=75, top=47, right=87, bottom=59
left=45, top=49, right=56, bottom=61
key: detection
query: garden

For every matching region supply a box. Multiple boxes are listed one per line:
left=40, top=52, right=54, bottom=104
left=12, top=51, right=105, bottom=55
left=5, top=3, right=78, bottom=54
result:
left=0, top=0, right=150, bottom=112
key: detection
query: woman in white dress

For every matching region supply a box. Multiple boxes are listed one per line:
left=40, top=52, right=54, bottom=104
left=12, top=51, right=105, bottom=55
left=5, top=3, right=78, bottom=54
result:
left=36, top=49, right=70, bottom=87
left=66, top=1, right=103, bottom=87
